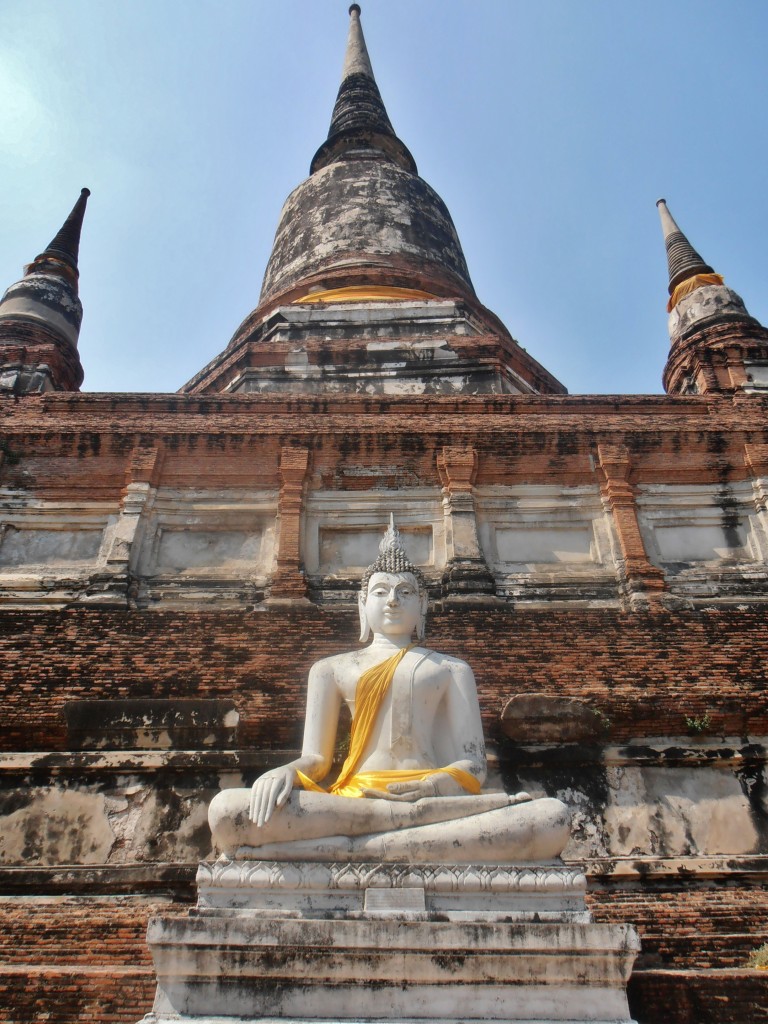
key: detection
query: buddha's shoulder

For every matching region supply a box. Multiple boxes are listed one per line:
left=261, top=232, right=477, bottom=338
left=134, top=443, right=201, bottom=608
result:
left=419, top=648, right=473, bottom=673
left=309, top=649, right=367, bottom=676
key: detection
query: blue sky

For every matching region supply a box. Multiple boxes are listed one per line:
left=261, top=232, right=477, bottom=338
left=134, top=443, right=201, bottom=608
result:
left=1, top=1, right=767, bottom=395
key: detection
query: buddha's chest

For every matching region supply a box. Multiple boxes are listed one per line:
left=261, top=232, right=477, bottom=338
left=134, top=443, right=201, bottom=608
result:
left=343, top=651, right=447, bottom=748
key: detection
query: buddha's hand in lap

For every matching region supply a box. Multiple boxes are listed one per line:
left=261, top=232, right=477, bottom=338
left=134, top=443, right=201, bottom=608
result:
left=362, top=772, right=468, bottom=802
left=249, top=766, right=297, bottom=826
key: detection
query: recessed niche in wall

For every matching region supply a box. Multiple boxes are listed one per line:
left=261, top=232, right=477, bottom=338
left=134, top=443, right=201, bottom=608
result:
left=493, top=526, right=594, bottom=564
left=154, top=529, right=262, bottom=573
left=653, top=523, right=749, bottom=563
left=318, top=526, right=432, bottom=572
left=0, top=527, right=102, bottom=567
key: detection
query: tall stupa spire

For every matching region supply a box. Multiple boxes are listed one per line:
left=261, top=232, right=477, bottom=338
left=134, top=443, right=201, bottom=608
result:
left=656, top=198, right=716, bottom=297
left=35, top=187, right=91, bottom=275
left=341, top=4, right=374, bottom=78
left=311, top=5, right=416, bottom=174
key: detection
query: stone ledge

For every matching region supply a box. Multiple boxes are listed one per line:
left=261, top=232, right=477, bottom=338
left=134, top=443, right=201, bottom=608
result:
left=0, top=749, right=300, bottom=774
left=499, top=739, right=768, bottom=768
left=0, top=863, right=198, bottom=896
left=1, top=856, right=766, bottom=897
left=143, top=1018, right=635, bottom=1024
left=577, top=855, right=768, bottom=882
left=2, top=739, right=764, bottom=774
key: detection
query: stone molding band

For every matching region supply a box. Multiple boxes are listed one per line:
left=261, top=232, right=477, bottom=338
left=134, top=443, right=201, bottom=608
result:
left=197, top=858, right=587, bottom=895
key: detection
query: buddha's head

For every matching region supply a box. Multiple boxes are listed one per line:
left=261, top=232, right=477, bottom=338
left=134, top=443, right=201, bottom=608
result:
left=359, top=518, right=428, bottom=643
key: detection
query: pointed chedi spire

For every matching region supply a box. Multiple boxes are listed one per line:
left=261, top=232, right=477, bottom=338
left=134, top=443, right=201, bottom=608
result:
left=0, top=189, right=89, bottom=393
left=311, top=5, right=416, bottom=174
left=656, top=198, right=768, bottom=396
left=34, top=187, right=91, bottom=275
left=341, top=5, right=374, bottom=78
left=656, top=198, right=719, bottom=307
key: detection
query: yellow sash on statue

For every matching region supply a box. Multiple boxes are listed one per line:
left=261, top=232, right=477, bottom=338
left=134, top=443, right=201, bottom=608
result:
left=297, top=645, right=481, bottom=798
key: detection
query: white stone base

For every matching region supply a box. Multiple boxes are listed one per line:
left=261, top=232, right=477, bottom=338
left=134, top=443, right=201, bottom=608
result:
left=195, top=858, right=590, bottom=920
left=142, top=860, right=639, bottom=1024
left=144, top=1019, right=635, bottom=1024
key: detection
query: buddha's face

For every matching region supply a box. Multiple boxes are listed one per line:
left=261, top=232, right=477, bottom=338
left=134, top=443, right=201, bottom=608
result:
left=363, top=571, right=422, bottom=639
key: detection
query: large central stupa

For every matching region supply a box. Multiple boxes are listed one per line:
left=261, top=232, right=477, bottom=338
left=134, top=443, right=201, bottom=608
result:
left=182, top=5, right=565, bottom=398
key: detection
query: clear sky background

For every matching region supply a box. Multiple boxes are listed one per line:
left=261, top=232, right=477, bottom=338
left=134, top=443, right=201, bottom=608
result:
left=2, top=0, right=767, bottom=396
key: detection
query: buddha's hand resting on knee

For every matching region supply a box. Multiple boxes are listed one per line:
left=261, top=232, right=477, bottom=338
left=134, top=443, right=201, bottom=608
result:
left=362, top=772, right=468, bottom=802
left=249, top=766, right=297, bottom=826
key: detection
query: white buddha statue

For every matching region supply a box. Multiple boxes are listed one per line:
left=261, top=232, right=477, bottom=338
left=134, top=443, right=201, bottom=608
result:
left=209, top=520, right=570, bottom=862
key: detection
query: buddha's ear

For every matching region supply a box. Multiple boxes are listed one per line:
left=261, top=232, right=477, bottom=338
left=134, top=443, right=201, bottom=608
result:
left=358, top=592, right=371, bottom=643
left=417, top=591, right=428, bottom=642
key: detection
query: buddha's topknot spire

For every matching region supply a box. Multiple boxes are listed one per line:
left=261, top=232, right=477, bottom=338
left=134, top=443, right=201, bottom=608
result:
left=656, top=198, right=715, bottom=295
left=311, top=6, right=416, bottom=174
left=361, top=515, right=427, bottom=596
left=34, top=188, right=91, bottom=276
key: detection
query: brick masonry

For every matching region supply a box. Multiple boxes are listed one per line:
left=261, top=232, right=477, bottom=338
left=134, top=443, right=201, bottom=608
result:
left=0, top=606, right=766, bottom=752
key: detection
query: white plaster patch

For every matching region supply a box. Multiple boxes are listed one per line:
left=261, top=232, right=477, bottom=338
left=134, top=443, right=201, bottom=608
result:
left=494, top=526, right=594, bottom=564
left=137, top=488, right=278, bottom=582
left=380, top=379, right=427, bottom=395
left=475, top=485, right=611, bottom=584
left=744, top=360, right=768, bottom=392
left=637, top=482, right=758, bottom=566
left=641, top=766, right=759, bottom=855
left=126, top=789, right=211, bottom=862
left=0, top=526, right=102, bottom=567
left=155, top=529, right=262, bottom=572
left=653, top=523, right=748, bottom=562
left=0, top=789, right=115, bottom=865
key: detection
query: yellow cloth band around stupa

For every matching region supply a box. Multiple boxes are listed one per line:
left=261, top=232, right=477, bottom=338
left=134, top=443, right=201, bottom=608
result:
left=295, top=285, right=436, bottom=304
left=296, top=644, right=481, bottom=799
left=667, top=273, right=724, bottom=312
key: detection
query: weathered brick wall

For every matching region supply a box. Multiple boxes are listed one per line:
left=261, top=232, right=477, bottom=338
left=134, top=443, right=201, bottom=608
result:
left=0, top=896, right=171, bottom=966
left=0, top=606, right=766, bottom=752
left=0, top=969, right=156, bottom=1024
left=2, top=392, right=768, bottom=498
left=0, top=896, right=181, bottom=1024
left=588, top=884, right=768, bottom=970
left=628, top=970, right=768, bottom=1024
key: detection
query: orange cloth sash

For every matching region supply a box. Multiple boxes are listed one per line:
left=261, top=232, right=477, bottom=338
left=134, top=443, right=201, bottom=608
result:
left=297, top=645, right=480, bottom=798
left=668, top=273, right=725, bottom=312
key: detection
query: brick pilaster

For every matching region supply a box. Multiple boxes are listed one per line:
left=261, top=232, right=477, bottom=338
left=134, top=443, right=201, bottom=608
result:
left=745, top=444, right=768, bottom=562
left=437, top=446, right=495, bottom=598
left=270, top=446, right=311, bottom=600
left=103, top=443, right=165, bottom=572
left=597, top=444, right=665, bottom=604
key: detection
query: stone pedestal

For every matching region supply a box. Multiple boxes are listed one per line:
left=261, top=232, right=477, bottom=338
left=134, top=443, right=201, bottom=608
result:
left=140, top=860, right=639, bottom=1024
